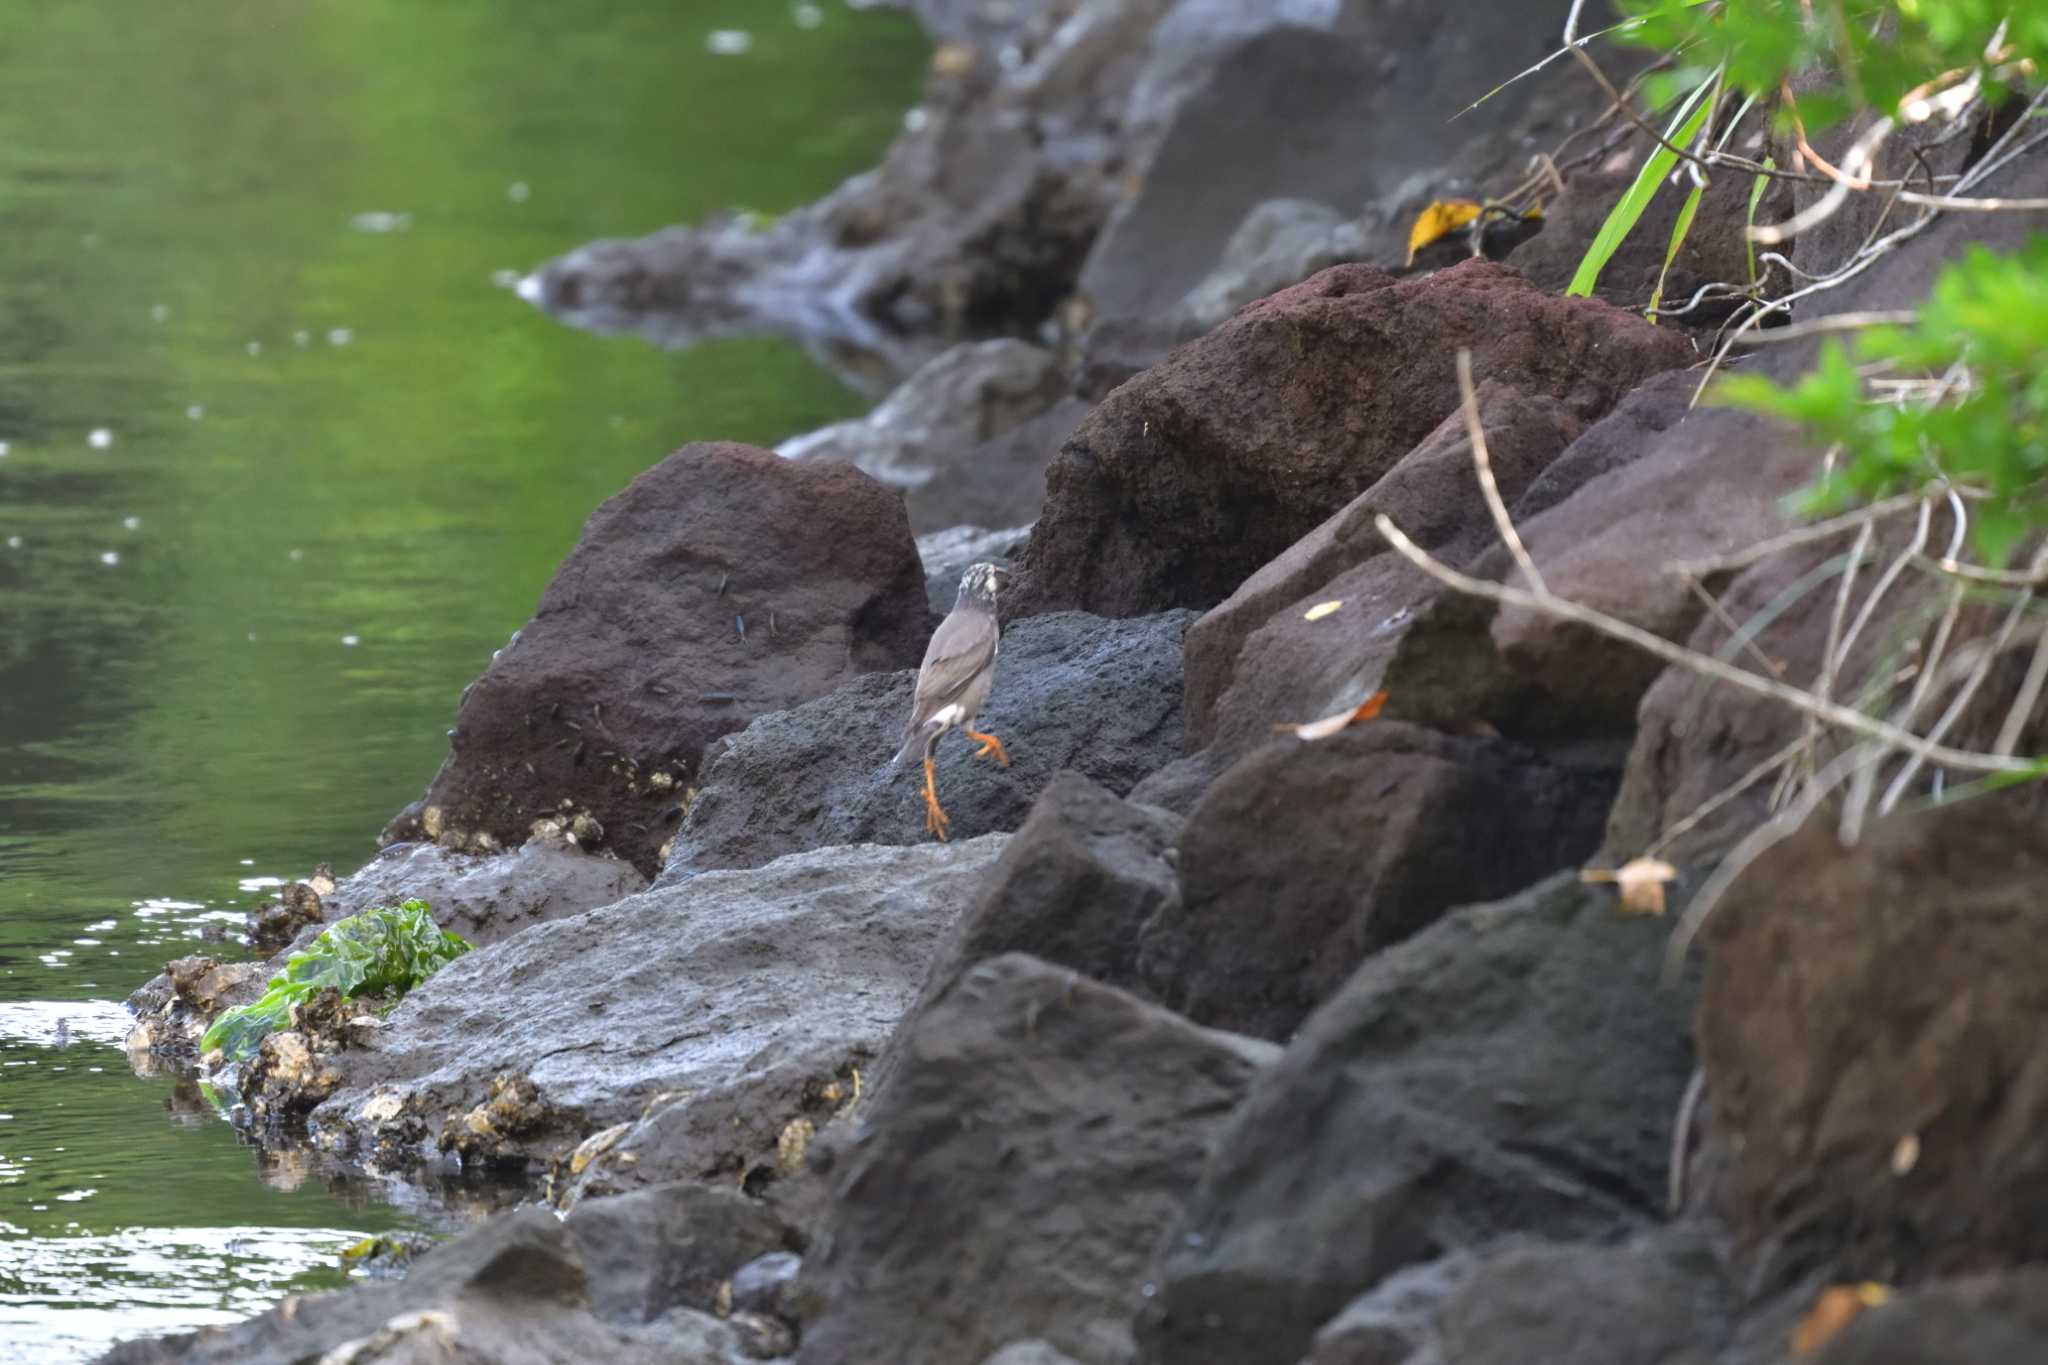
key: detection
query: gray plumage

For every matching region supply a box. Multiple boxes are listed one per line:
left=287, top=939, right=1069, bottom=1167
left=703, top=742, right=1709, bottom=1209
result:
left=895, top=562, right=1004, bottom=766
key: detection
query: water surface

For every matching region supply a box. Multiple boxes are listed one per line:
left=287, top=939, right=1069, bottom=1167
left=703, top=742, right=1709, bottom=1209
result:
left=0, top=3, right=925, bottom=1358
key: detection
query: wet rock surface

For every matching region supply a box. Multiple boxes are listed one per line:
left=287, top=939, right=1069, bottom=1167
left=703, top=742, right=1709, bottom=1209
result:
left=382, top=441, right=930, bottom=875
left=796, top=953, right=1278, bottom=1365
left=1141, top=874, right=1695, bottom=1365
left=308, top=838, right=1006, bottom=1192
left=663, top=610, right=1194, bottom=877
left=1013, top=261, right=1696, bottom=619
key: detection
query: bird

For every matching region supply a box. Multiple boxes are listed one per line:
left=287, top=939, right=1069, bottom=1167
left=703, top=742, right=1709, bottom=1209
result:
left=896, top=561, right=1010, bottom=840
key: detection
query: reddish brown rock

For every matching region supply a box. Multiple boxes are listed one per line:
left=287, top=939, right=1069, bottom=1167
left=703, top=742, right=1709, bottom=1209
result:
left=1013, top=260, right=1696, bottom=620
left=384, top=442, right=930, bottom=875
left=1703, top=791, right=2048, bottom=1287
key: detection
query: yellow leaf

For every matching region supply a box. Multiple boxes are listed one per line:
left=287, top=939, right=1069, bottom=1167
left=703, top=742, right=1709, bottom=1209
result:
left=1406, top=199, right=1483, bottom=265
left=1275, top=691, right=1389, bottom=740
left=1580, top=856, right=1678, bottom=916
left=1794, top=1284, right=1892, bottom=1355
left=1303, top=600, right=1344, bottom=622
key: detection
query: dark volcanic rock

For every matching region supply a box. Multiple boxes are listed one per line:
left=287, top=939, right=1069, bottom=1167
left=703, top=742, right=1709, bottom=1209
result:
left=1805, top=1267, right=2048, bottom=1364
left=307, top=838, right=1006, bottom=1198
left=1183, top=381, right=1586, bottom=753
left=1014, top=261, right=1695, bottom=619
left=383, top=441, right=929, bottom=876
left=96, top=1204, right=752, bottom=1365
left=918, top=523, right=1034, bottom=614
left=1140, top=873, right=1695, bottom=1365
left=663, top=610, right=1194, bottom=878
left=870, top=772, right=1183, bottom=1099
left=1140, top=723, right=1617, bottom=1041
left=307, top=838, right=646, bottom=950
left=562, top=1180, right=793, bottom=1324
left=797, top=954, right=1278, bottom=1365
left=1702, top=792, right=2048, bottom=1288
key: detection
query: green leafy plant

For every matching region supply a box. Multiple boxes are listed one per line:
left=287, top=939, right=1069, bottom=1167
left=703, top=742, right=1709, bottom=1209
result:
left=1569, top=70, right=1722, bottom=300
left=201, top=900, right=472, bottom=1062
left=1721, top=237, right=2048, bottom=564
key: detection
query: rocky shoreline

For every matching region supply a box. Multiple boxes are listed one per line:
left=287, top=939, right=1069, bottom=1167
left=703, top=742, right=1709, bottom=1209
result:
left=107, top=2, right=2048, bottom=1363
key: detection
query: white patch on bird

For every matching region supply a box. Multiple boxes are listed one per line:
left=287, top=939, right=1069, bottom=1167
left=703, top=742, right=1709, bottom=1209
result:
left=931, top=704, right=964, bottom=727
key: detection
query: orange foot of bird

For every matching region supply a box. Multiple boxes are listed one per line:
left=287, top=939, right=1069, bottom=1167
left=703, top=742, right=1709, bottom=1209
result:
left=922, top=754, right=952, bottom=841
left=964, top=727, right=1010, bottom=768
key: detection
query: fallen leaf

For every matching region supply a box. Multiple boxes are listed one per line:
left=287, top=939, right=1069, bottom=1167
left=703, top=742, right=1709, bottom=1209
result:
left=1406, top=199, right=1483, bottom=265
left=1793, top=1283, right=1892, bottom=1355
left=1580, top=856, right=1678, bottom=916
left=1275, top=691, right=1388, bottom=740
left=1891, top=1132, right=1920, bottom=1176
left=1303, top=599, right=1344, bottom=622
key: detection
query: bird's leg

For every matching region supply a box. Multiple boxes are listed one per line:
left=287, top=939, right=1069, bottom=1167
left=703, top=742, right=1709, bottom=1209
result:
left=922, top=753, right=951, bottom=841
left=963, top=728, right=1010, bottom=768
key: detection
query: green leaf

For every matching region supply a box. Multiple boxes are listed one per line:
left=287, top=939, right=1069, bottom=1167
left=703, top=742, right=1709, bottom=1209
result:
left=1568, top=74, right=1719, bottom=299
left=200, top=901, right=472, bottom=1062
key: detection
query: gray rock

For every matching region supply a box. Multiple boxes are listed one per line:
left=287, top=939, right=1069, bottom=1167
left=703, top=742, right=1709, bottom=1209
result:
left=94, top=1205, right=752, bottom=1365
left=1182, top=197, right=1368, bottom=328
left=1077, top=0, right=1608, bottom=346
left=730, top=1250, right=803, bottom=1319
left=1138, top=873, right=1696, bottom=1365
left=1140, top=723, right=1616, bottom=1040
left=663, top=610, right=1195, bottom=878
left=796, top=953, right=1279, bottom=1365
left=1308, top=1253, right=1482, bottom=1365
left=381, top=441, right=930, bottom=876
left=306, top=838, right=646, bottom=951
left=1798, top=1266, right=2048, bottom=1364
left=307, top=838, right=1008, bottom=1195
left=778, top=341, right=1077, bottom=533
left=983, top=1344, right=1091, bottom=1365
left=562, top=1181, right=793, bottom=1323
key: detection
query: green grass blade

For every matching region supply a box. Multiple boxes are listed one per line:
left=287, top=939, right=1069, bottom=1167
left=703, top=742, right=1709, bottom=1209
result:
left=1567, top=75, right=1718, bottom=298
left=1745, top=156, right=1776, bottom=288
left=1647, top=180, right=1706, bottom=320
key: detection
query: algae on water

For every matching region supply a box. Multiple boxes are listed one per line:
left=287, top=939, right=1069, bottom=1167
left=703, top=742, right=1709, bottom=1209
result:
left=201, top=900, right=473, bottom=1061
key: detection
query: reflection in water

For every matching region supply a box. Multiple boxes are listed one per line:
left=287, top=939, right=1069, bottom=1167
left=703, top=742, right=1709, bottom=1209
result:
left=0, top=1, right=925, bottom=1358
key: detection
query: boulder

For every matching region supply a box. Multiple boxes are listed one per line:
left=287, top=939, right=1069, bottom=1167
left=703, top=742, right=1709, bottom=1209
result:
left=1181, top=198, right=1369, bottom=330
left=1139, top=723, right=1616, bottom=1040
left=303, top=838, right=1007, bottom=1203
left=95, top=1205, right=752, bottom=1365
left=663, top=610, right=1194, bottom=878
left=1701, top=792, right=2048, bottom=1287
left=872, top=771, right=1183, bottom=1096
left=777, top=340, right=1082, bottom=533
left=562, top=1181, right=794, bottom=1324
left=382, top=441, right=930, bottom=876
left=1014, top=261, right=1695, bottom=619
left=1183, top=381, right=1587, bottom=753
left=1077, top=0, right=1609, bottom=342
left=1139, top=873, right=1696, bottom=1365
left=796, top=953, right=1279, bottom=1365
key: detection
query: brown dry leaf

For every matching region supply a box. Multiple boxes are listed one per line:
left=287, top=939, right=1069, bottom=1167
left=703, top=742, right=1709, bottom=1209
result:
left=930, top=42, right=976, bottom=76
left=1580, top=857, right=1678, bottom=916
left=1274, top=691, right=1389, bottom=741
left=1303, top=599, right=1344, bottom=622
left=1793, top=1283, right=1892, bottom=1355
left=1891, top=1132, right=1920, bottom=1176
left=1406, top=199, right=1483, bottom=265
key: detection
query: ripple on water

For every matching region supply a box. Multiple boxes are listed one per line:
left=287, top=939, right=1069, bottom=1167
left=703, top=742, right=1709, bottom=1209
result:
left=0, top=1226, right=371, bottom=1364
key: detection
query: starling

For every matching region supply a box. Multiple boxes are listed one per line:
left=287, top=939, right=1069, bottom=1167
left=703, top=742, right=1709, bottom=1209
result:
left=896, top=561, right=1009, bottom=840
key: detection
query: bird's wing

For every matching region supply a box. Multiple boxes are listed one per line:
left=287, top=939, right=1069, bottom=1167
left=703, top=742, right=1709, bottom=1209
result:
left=905, top=609, right=999, bottom=734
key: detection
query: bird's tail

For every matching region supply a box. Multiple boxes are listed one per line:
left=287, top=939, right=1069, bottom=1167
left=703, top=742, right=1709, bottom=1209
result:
left=894, top=725, right=937, bottom=768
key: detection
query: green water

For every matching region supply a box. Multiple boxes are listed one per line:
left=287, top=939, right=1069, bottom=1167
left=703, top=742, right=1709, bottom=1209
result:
left=0, top=3, right=926, bottom=1358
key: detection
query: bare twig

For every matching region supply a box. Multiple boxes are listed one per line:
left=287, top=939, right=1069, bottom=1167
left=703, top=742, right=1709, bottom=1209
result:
left=1374, top=514, right=2040, bottom=776
left=1456, top=349, right=1546, bottom=594
left=1721, top=309, right=1918, bottom=345
left=1667, top=1064, right=1707, bottom=1216
left=1646, top=735, right=1809, bottom=859
left=1667, top=491, right=1926, bottom=578
left=1993, top=627, right=2048, bottom=756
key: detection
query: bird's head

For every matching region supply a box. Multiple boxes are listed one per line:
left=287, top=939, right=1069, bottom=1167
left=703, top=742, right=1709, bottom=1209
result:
left=956, top=561, right=1008, bottom=611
